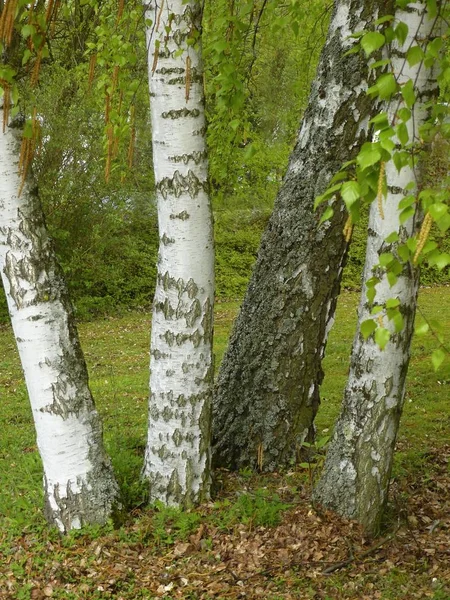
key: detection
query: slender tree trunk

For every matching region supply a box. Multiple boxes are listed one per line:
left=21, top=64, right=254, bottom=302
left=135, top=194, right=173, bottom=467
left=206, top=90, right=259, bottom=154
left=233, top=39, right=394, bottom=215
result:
left=142, top=1, right=214, bottom=506
left=314, top=3, right=443, bottom=534
left=0, top=114, right=120, bottom=532
left=212, top=0, right=392, bottom=472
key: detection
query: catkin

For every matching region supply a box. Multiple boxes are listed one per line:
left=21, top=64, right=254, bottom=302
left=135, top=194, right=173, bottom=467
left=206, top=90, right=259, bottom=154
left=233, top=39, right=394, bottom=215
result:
left=1, top=82, right=10, bottom=133
left=31, top=49, right=42, bottom=86
left=88, top=54, right=97, bottom=90
left=117, top=0, right=124, bottom=22
left=155, top=0, right=164, bottom=31
left=413, top=212, right=433, bottom=264
left=45, top=0, right=55, bottom=23
left=343, top=215, right=353, bottom=242
left=0, top=0, right=19, bottom=47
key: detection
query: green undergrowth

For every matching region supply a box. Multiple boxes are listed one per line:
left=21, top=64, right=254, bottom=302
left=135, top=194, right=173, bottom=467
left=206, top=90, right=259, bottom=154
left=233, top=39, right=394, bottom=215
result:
left=1, top=202, right=450, bottom=322
left=0, top=287, right=448, bottom=530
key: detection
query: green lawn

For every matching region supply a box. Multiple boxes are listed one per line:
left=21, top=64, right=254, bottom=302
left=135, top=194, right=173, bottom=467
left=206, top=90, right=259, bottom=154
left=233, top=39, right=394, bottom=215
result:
left=0, top=287, right=449, bottom=599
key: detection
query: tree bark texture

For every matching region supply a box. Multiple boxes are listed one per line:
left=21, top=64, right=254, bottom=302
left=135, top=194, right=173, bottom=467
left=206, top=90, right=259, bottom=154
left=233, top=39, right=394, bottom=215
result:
left=213, top=0, right=392, bottom=472
left=314, top=3, right=442, bottom=534
left=142, top=1, right=214, bottom=506
left=0, top=114, right=119, bottom=532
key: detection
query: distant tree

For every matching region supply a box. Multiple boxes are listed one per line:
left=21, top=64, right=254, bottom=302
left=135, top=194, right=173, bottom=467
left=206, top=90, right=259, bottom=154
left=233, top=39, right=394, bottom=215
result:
left=141, top=0, right=214, bottom=506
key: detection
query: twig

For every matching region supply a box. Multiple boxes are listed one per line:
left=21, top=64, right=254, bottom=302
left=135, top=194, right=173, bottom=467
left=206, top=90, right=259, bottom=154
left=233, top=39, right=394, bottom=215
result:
left=322, top=534, right=394, bottom=575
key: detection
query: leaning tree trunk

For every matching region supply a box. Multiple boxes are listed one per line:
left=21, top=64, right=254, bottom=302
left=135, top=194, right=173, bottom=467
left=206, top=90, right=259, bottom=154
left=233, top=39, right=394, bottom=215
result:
left=0, top=113, right=119, bottom=533
left=314, top=3, right=443, bottom=534
left=213, top=0, right=393, bottom=472
left=142, top=1, right=214, bottom=506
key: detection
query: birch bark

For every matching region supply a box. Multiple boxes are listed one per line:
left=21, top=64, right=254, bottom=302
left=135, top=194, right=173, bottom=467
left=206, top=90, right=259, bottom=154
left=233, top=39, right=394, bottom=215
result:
left=0, top=114, right=119, bottom=532
left=213, top=0, right=392, bottom=472
left=142, top=1, right=214, bottom=506
left=314, top=3, right=443, bottom=533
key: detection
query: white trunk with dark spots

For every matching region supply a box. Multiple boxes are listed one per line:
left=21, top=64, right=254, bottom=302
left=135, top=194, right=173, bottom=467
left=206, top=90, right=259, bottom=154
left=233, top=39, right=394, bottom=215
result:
left=0, top=114, right=119, bottom=532
left=212, top=0, right=392, bottom=472
left=142, top=1, right=214, bottom=505
left=314, top=4, right=442, bottom=533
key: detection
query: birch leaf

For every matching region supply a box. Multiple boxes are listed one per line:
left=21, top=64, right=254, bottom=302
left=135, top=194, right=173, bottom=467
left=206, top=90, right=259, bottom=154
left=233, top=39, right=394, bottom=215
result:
left=431, top=349, right=445, bottom=371
left=361, top=31, right=385, bottom=56
left=375, top=327, right=390, bottom=350
left=361, top=319, right=377, bottom=339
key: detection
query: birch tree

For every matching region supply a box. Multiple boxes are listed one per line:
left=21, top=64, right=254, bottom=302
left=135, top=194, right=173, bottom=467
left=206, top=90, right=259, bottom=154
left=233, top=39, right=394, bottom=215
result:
left=142, top=0, right=214, bottom=506
left=0, top=109, right=120, bottom=532
left=314, top=1, right=445, bottom=533
left=213, top=0, right=393, bottom=472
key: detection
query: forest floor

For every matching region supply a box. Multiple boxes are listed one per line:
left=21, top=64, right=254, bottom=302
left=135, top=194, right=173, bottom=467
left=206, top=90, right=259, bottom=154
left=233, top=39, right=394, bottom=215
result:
left=0, top=287, right=449, bottom=599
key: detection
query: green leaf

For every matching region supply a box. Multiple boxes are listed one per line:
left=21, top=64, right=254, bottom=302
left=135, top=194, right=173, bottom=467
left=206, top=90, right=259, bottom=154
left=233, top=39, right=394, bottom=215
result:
left=386, top=298, right=400, bottom=308
left=21, top=24, right=35, bottom=38
left=341, top=181, right=361, bottom=210
left=428, top=203, right=447, bottom=221
left=401, top=79, right=416, bottom=109
left=431, top=349, right=445, bottom=371
left=330, top=171, right=349, bottom=184
left=406, top=45, right=425, bottom=67
left=314, top=183, right=343, bottom=208
left=398, top=243, right=411, bottom=262
left=399, top=195, right=416, bottom=210
left=437, top=212, right=450, bottom=233
left=434, top=253, right=450, bottom=271
left=357, top=143, right=381, bottom=170
left=361, top=31, right=385, bottom=56
left=426, top=0, right=438, bottom=17
left=368, top=73, right=397, bottom=99
left=316, top=435, right=330, bottom=449
left=398, top=107, right=411, bottom=122
left=387, top=271, right=398, bottom=287
left=343, top=44, right=361, bottom=57
left=397, top=122, right=409, bottom=145
left=366, top=277, right=379, bottom=304
left=375, top=327, right=390, bottom=350
left=369, top=112, right=389, bottom=126
left=400, top=205, right=415, bottom=224
left=385, top=231, right=400, bottom=243
left=415, top=322, right=429, bottom=336
left=375, top=15, right=394, bottom=25
left=426, top=36, right=442, bottom=58
left=361, top=319, right=377, bottom=339
left=393, top=150, right=410, bottom=172
left=369, top=59, right=391, bottom=70
left=392, top=311, right=404, bottom=333
left=394, top=21, right=408, bottom=46
left=319, top=206, right=334, bottom=224
left=379, top=252, right=394, bottom=267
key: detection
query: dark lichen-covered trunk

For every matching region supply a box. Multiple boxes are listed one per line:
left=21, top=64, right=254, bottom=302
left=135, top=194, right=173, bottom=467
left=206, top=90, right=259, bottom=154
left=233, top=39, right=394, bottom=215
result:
left=213, top=0, right=392, bottom=472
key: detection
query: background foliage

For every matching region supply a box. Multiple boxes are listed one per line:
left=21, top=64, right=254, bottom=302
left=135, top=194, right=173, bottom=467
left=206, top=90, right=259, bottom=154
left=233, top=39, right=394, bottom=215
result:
left=0, top=0, right=448, bottom=324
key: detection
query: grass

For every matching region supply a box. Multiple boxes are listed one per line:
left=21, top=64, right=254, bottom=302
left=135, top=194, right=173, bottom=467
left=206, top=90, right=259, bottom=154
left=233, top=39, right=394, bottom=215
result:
left=0, top=287, right=449, bottom=599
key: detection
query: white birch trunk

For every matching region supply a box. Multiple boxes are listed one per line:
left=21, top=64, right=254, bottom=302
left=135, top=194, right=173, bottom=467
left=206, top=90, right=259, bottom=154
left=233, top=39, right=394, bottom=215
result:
left=314, top=4, right=443, bottom=533
left=0, top=113, right=119, bottom=532
left=142, top=1, right=214, bottom=506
